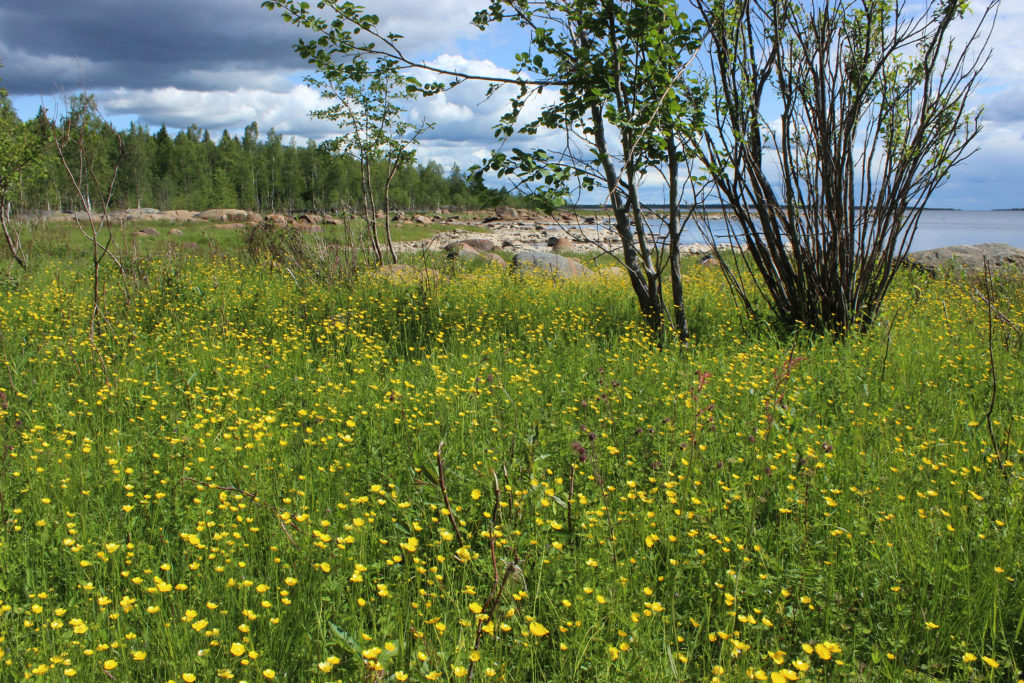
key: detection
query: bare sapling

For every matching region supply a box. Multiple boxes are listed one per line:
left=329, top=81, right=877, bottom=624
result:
left=52, top=108, right=127, bottom=379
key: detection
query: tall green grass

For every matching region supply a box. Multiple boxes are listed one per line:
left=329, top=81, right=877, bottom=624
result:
left=0, top=241, right=1021, bottom=681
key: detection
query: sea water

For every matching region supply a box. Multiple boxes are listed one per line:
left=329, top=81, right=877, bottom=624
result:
left=576, top=210, right=1024, bottom=251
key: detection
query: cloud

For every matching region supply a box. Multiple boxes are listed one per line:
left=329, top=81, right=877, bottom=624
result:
left=99, top=85, right=339, bottom=139
left=927, top=124, right=1024, bottom=209
left=0, top=0, right=298, bottom=94
left=370, top=0, right=489, bottom=53
left=973, top=3, right=1024, bottom=85
left=984, top=86, right=1024, bottom=123
left=0, top=0, right=489, bottom=96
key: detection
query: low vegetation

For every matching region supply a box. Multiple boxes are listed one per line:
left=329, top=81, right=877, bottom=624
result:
left=1, top=228, right=1021, bottom=681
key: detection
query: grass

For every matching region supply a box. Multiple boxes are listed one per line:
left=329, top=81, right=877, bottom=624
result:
left=10, top=216, right=492, bottom=264
left=385, top=222, right=492, bottom=243
left=0, top=225, right=1022, bottom=682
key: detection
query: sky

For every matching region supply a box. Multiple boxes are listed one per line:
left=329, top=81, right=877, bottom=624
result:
left=1, top=0, right=1022, bottom=209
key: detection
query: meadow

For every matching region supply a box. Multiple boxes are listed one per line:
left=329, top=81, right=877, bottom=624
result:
left=0, top=227, right=1022, bottom=682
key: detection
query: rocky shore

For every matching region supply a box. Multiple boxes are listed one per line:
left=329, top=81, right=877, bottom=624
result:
left=32, top=206, right=719, bottom=258
left=29, top=207, right=1024, bottom=275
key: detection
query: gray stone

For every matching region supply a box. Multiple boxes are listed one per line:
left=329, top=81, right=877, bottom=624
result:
left=512, top=250, right=591, bottom=279
left=908, top=243, right=1024, bottom=273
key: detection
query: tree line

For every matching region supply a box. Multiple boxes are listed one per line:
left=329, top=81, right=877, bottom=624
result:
left=0, top=90, right=507, bottom=216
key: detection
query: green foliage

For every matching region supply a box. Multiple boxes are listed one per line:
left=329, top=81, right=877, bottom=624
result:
left=474, top=0, right=705, bottom=200
left=0, top=77, right=43, bottom=209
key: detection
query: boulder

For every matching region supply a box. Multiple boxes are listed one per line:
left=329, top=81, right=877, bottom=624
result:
left=908, top=243, right=1024, bottom=274
left=445, top=238, right=496, bottom=254
left=266, top=213, right=289, bottom=226
left=168, top=228, right=184, bottom=235
left=480, top=253, right=507, bottom=267
left=445, top=243, right=481, bottom=260
left=296, top=213, right=321, bottom=224
left=162, top=210, right=198, bottom=221
left=496, top=206, right=519, bottom=219
left=412, top=214, right=432, bottom=225
left=196, top=208, right=249, bottom=222
left=463, top=238, right=496, bottom=252
left=547, top=237, right=574, bottom=252
left=293, top=222, right=324, bottom=233
left=131, top=230, right=149, bottom=238
left=141, top=227, right=160, bottom=237
left=512, top=250, right=591, bottom=279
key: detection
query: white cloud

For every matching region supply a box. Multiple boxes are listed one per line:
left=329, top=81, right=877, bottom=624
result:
left=372, top=0, right=490, bottom=55
left=99, top=85, right=339, bottom=138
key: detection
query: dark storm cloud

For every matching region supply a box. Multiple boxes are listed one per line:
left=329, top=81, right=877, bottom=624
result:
left=0, top=0, right=306, bottom=94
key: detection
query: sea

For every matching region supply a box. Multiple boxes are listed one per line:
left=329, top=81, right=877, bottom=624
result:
left=577, top=210, right=1024, bottom=252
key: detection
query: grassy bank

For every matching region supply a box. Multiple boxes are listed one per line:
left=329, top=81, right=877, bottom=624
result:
left=0, top=244, right=1022, bottom=681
